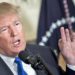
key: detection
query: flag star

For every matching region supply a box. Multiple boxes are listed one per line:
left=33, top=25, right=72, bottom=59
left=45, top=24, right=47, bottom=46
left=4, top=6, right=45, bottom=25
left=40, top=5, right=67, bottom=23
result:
left=39, top=42, right=45, bottom=46
left=71, top=17, right=75, bottom=23
left=51, top=23, right=57, bottom=29
left=56, top=20, right=62, bottom=26
left=61, top=18, right=66, bottom=24
left=49, top=27, right=53, bottom=33
left=46, top=31, right=51, bottom=37
left=42, top=36, right=48, bottom=42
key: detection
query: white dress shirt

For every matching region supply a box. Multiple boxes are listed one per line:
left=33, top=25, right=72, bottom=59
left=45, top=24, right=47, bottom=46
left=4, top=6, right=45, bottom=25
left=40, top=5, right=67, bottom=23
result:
left=0, top=54, right=36, bottom=75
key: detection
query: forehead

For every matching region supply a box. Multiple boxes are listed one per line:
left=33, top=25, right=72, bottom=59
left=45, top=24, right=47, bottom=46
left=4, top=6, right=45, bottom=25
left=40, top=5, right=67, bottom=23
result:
left=0, top=13, right=19, bottom=26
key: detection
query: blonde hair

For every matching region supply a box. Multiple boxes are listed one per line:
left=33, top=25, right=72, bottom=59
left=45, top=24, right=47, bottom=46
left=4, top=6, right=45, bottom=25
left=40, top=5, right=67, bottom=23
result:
left=0, top=2, right=20, bottom=16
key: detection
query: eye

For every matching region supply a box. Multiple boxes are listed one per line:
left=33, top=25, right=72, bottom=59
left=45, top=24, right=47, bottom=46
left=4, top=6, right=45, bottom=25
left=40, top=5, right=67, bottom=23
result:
left=16, top=22, right=19, bottom=25
left=15, top=22, right=21, bottom=26
left=0, top=27, right=8, bottom=33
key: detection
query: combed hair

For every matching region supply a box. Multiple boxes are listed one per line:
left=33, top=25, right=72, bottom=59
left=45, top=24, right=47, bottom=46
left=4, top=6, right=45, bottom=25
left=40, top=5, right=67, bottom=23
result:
left=0, top=2, right=20, bottom=16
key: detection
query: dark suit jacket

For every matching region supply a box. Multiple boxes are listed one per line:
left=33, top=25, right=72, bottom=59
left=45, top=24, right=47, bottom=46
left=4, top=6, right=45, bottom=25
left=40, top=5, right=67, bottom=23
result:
left=0, top=57, right=14, bottom=75
left=26, top=44, right=61, bottom=75
left=26, top=44, right=75, bottom=75
left=0, top=44, right=75, bottom=75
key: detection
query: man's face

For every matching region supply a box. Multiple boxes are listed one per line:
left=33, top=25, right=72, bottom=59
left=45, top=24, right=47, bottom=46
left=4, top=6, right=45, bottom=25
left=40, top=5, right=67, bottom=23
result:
left=0, top=13, right=26, bottom=57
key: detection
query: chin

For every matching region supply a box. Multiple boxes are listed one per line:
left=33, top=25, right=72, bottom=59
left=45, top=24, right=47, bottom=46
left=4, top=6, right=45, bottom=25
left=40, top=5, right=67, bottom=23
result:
left=15, top=46, right=25, bottom=53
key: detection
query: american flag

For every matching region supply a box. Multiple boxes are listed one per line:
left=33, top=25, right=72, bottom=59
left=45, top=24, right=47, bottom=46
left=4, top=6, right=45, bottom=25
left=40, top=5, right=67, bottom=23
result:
left=37, top=0, right=75, bottom=59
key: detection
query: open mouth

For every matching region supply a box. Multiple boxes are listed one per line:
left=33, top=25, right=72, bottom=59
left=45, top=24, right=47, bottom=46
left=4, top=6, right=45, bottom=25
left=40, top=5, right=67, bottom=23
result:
left=13, top=39, right=21, bottom=47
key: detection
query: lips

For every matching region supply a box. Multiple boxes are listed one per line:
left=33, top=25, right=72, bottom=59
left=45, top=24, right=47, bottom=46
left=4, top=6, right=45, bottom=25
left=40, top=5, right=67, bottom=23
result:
left=12, top=39, right=21, bottom=47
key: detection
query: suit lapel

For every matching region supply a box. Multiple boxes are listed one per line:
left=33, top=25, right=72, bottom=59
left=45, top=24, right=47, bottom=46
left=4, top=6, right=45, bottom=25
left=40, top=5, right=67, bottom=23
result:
left=0, top=57, right=14, bottom=75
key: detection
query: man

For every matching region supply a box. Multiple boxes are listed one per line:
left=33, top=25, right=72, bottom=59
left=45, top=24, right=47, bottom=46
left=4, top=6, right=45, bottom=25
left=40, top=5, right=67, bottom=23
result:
left=0, top=2, right=36, bottom=75
left=0, top=2, right=74, bottom=75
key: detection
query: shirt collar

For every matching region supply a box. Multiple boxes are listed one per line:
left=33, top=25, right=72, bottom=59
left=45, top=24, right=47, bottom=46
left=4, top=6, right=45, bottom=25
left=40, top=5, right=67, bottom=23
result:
left=0, top=54, right=15, bottom=65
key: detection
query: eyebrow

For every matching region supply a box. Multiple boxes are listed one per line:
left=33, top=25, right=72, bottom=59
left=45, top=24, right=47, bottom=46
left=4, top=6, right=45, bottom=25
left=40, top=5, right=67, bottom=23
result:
left=14, top=20, right=20, bottom=23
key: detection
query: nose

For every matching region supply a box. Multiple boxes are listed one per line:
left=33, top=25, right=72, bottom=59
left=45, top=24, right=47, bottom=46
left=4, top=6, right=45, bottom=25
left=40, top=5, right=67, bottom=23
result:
left=10, top=26, right=18, bottom=37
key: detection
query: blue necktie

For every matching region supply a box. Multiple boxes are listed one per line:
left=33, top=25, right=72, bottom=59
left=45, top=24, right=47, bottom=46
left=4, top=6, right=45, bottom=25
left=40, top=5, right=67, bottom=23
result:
left=15, top=57, right=27, bottom=75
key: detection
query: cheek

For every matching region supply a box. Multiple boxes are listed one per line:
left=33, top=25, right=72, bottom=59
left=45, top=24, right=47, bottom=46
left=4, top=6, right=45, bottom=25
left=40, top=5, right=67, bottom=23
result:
left=20, top=32, right=25, bottom=46
left=0, top=35, right=11, bottom=47
left=0, top=39, right=9, bottom=51
left=17, top=24, right=23, bottom=32
left=19, top=28, right=25, bottom=40
left=20, top=32, right=26, bottom=46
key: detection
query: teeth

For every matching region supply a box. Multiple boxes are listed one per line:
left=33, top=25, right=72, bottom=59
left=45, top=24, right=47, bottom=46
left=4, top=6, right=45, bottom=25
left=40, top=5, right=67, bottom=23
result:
left=14, top=41, right=19, bottom=45
left=13, top=40, right=20, bottom=46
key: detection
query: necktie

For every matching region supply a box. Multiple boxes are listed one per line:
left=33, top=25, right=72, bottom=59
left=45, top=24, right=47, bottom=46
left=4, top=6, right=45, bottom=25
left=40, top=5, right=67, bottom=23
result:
left=15, top=57, right=27, bottom=75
